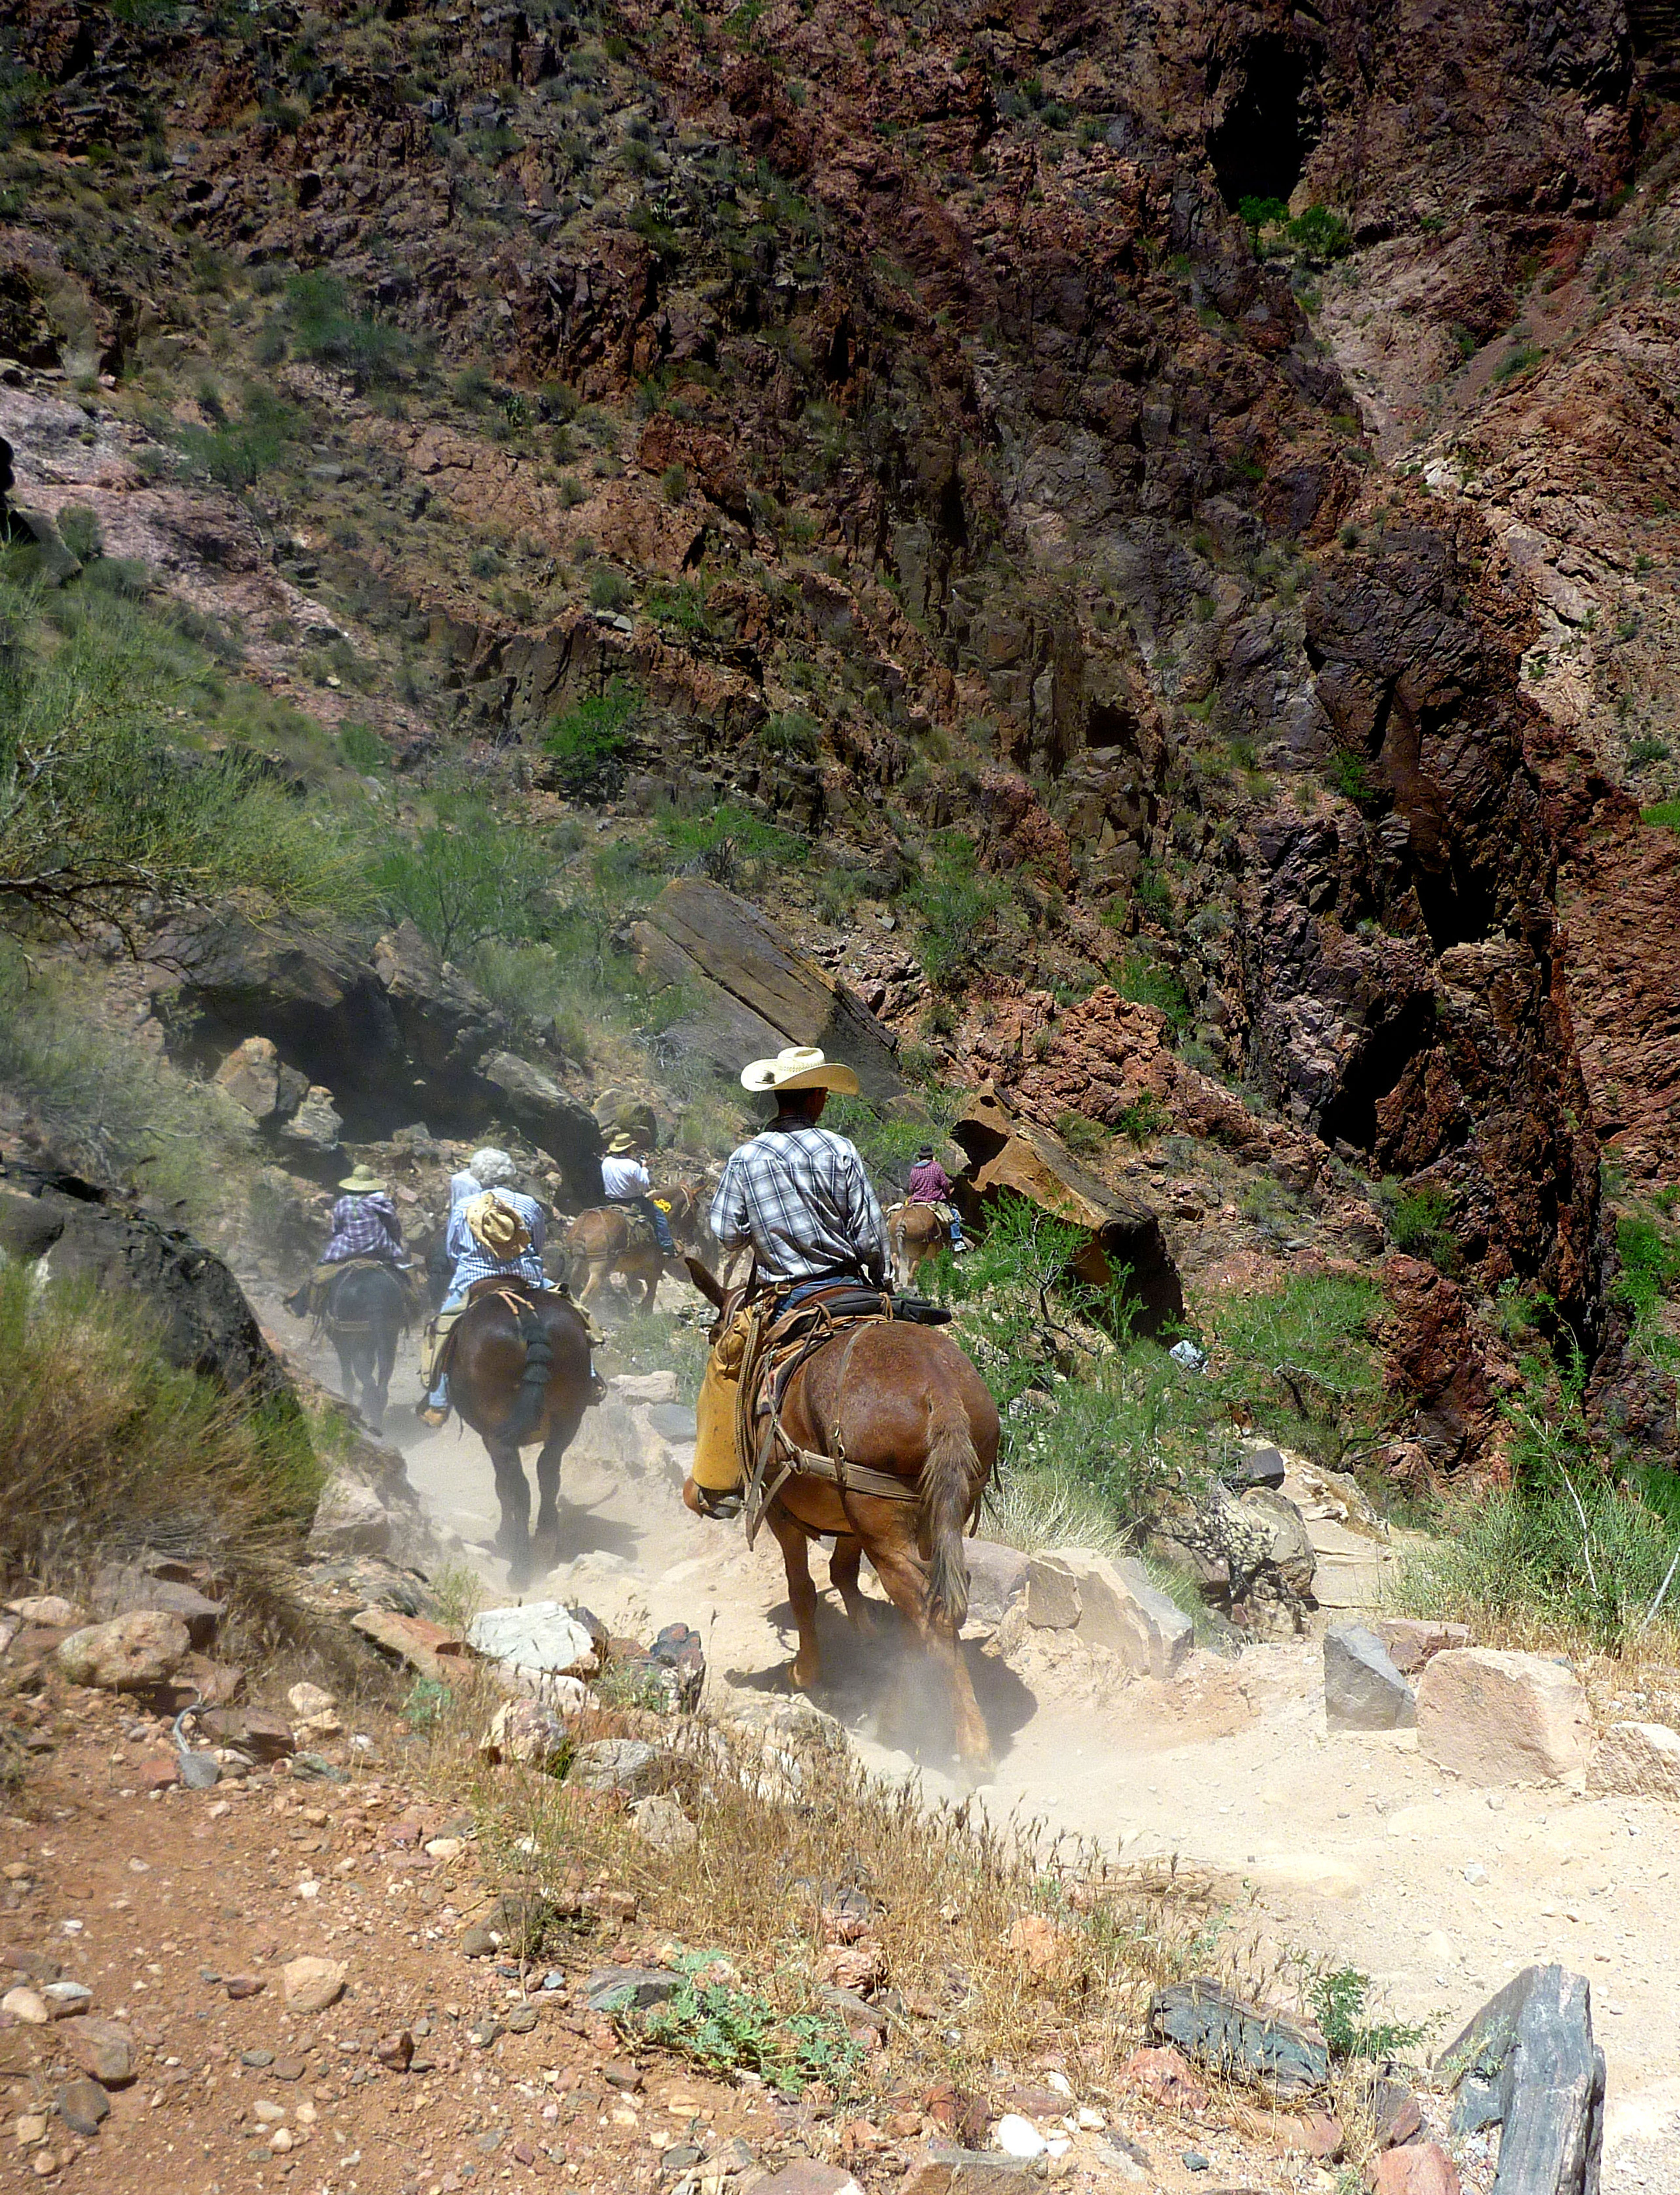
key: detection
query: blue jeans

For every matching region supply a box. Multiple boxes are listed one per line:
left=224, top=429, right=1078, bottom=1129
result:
left=426, top=1290, right=466, bottom=1410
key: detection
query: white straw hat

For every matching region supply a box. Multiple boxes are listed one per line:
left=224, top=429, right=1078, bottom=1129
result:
left=738, top=1045, right=861, bottom=1096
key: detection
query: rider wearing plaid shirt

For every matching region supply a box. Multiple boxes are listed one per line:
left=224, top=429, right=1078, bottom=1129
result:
left=322, top=1192, right=405, bottom=1264
left=689, top=1045, right=884, bottom=1518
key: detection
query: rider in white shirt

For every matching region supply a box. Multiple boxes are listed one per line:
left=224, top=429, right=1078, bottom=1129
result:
left=600, top=1130, right=675, bottom=1253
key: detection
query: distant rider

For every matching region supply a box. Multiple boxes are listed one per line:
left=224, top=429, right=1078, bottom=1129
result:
left=418, top=1157, right=548, bottom=1426
left=600, top=1128, right=676, bottom=1256
left=684, top=1045, right=887, bottom=1519
left=906, top=1142, right=965, bottom=1252
left=289, top=1163, right=411, bottom=1318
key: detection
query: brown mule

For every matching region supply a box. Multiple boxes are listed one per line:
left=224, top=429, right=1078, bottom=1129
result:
left=448, top=1284, right=597, bottom=1588
left=886, top=1202, right=950, bottom=1289
left=564, top=1182, right=708, bottom=1311
left=688, top=1264, right=999, bottom=1768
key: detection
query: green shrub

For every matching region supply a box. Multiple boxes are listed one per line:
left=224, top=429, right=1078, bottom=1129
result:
left=1307, top=1968, right=1425, bottom=2062
left=176, top=386, right=301, bottom=488
left=910, top=833, right=1008, bottom=990
left=1492, top=343, right=1543, bottom=384
left=543, top=680, right=638, bottom=802
left=374, top=803, right=555, bottom=958
left=1114, top=1093, right=1169, bottom=1146
left=1286, top=205, right=1353, bottom=261
left=1238, top=194, right=1288, bottom=239
left=1329, top=750, right=1372, bottom=801
left=640, top=1954, right=862, bottom=2097
left=660, top=463, right=688, bottom=503
left=1384, top=1181, right=1456, bottom=1269
left=589, top=565, right=633, bottom=612
left=0, top=571, right=372, bottom=938
left=0, top=1261, right=322, bottom=1621
left=1055, top=1108, right=1110, bottom=1159
left=284, top=270, right=416, bottom=386
left=336, top=720, right=386, bottom=775
left=1628, top=737, right=1671, bottom=768
left=1116, top=952, right=1190, bottom=1032
left=1211, top=1273, right=1386, bottom=1468
left=758, top=708, right=819, bottom=759
left=1642, top=801, right=1680, bottom=830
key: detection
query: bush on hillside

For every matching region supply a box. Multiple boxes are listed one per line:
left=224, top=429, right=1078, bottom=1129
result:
left=0, top=1261, right=324, bottom=1621
left=542, top=681, right=638, bottom=802
left=280, top=270, right=417, bottom=385
left=910, top=832, right=1007, bottom=990
left=375, top=802, right=555, bottom=961
left=0, top=572, right=374, bottom=939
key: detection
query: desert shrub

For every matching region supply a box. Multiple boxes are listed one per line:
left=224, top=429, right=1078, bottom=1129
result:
left=1287, top=204, right=1352, bottom=261
left=822, top=1092, right=959, bottom=1188
left=542, top=680, right=638, bottom=802
left=1115, top=952, right=1190, bottom=1032
left=176, top=386, right=301, bottom=487
left=910, top=832, right=1008, bottom=990
left=1114, top=1094, right=1168, bottom=1146
left=1383, top=1180, right=1457, bottom=1270
left=0, top=1261, right=323, bottom=1616
left=599, top=1308, right=709, bottom=1404
left=1210, top=1273, right=1386, bottom=1467
left=757, top=708, right=819, bottom=759
left=283, top=270, right=416, bottom=385
left=1328, top=750, right=1372, bottom=802
left=1055, top=1108, right=1110, bottom=1159
left=656, top=802, right=805, bottom=882
left=336, top=719, right=386, bottom=774
left=1628, top=737, right=1671, bottom=768
left=1641, top=801, right=1680, bottom=830
left=1238, top=194, right=1288, bottom=240
left=1491, top=342, right=1543, bottom=384
left=0, top=571, right=373, bottom=937
left=589, top=565, right=633, bottom=611
left=374, top=803, right=555, bottom=959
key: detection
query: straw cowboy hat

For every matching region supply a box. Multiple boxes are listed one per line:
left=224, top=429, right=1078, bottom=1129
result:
left=463, top=1191, right=530, bottom=1258
left=338, top=1164, right=387, bottom=1194
left=739, top=1045, right=861, bottom=1097
left=605, top=1130, right=644, bottom=1154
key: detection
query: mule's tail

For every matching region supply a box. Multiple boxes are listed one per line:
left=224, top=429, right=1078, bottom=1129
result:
left=922, top=1393, right=977, bottom=1631
left=502, top=1302, right=554, bottom=1447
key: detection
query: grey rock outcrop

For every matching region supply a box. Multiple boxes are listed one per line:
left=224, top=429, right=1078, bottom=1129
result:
left=1324, top=1623, right=1417, bottom=1732
left=1438, top=1964, right=1603, bottom=2194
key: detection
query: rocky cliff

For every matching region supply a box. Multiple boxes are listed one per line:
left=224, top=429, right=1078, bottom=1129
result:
left=1, top=0, right=1676, bottom=1465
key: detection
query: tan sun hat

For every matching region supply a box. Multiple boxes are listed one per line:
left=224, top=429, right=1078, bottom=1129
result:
left=605, top=1130, right=641, bottom=1154
left=739, top=1045, right=861, bottom=1097
left=464, top=1191, right=531, bottom=1259
left=337, top=1164, right=387, bottom=1194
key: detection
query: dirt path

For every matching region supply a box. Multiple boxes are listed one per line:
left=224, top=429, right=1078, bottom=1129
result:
left=295, top=1310, right=1680, bottom=2191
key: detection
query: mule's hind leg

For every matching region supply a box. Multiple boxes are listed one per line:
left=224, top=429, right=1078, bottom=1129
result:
left=532, top=1405, right=585, bottom=1560
left=864, top=1531, right=991, bottom=1768
left=829, top=1536, right=878, bottom=1636
left=486, top=1436, right=535, bottom=1585
left=767, top=1502, right=823, bottom=1693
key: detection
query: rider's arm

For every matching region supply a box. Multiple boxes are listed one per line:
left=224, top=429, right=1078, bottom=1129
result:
left=709, top=1154, right=751, bottom=1253
left=846, top=1154, right=890, bottom=1282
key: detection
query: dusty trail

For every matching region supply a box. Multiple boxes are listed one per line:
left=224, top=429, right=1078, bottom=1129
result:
left=290, top=1306, right=1680, bottom=2192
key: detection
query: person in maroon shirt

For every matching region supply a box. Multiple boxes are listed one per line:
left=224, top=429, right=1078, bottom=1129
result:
left=906, top=1145, right=964, bottom=1250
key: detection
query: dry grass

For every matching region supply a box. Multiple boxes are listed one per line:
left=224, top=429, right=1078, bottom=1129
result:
left=0, top=1259, right=326, bottom=1654
left=415, top=1681, right=1246, bottom=2112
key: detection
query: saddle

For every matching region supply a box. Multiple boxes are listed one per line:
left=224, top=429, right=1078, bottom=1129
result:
left=427, top=1277, right=561, bottom=1390
left=306, top=1255, right=422, bottom=1332
left=736, top=1279, right=922, bottom=1546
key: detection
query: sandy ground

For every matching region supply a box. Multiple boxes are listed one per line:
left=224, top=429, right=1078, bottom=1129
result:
left=293, top=1308, right=1680, bottom=2193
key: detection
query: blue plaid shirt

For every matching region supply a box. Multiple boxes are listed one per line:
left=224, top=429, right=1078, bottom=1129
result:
left=444, top=1189, right=547, bottom=1294
left=710, top=1119, right=886, bottom=1284
left=322, top=1193, right=404, bottom=1263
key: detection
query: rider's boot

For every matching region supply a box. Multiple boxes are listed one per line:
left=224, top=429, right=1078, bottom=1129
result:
left=418, top=1374, right=449, bottom=1428
left=682, top=1474, right=743, bottom=1521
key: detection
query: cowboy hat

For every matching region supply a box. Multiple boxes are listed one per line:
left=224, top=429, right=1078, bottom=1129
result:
left=463, top=1191, right=530, bottom=1258
left=739, top=1045, right=861, bottom=1097
left=605, top=1130, right=643, bottom=1154
left=337, top=1164, right=387, bottom=1194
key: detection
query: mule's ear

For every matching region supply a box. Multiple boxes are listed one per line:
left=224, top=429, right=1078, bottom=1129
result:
left=684, top=1254, right=728, bottom=1310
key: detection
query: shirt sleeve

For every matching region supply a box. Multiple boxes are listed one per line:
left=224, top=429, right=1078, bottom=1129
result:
left=631, top=1160, right=652, bottom=1195
left=710, top=1154, right=750, bottom=1252
left=844, top=1149, right=889, bottom=1278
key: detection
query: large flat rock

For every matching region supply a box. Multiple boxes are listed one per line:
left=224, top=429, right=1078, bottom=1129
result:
left=633, top=878, right=903, bottom=1101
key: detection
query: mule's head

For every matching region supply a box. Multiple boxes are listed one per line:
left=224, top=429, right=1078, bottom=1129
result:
left=683, top=1254, right=732, bottom=1339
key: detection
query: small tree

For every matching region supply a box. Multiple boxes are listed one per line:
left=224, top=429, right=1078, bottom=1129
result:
left=374, top=804, right=553, bottom=961
left=543, top=680, right=638, bottom=801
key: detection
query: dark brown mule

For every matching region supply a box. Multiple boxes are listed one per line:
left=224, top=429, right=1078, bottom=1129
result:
left=689, top=1263, right=999, bottom=1767
left=448, top=1284, right=596, bottom=1588
left=565, top=1182, right=708, bottom=1311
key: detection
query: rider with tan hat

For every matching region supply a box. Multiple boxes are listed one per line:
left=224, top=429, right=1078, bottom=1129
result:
left=685, top=1045, right=888, bottom=1518
left=287, top=1162, right=410, bottom=1318
left=600, top=1128, right=676, bottom=1256
left=418, top=1163, right=549, bottom=1426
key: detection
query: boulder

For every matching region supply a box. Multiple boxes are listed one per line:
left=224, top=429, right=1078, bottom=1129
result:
left=371, top=922, right=508, bottom=1097
left=280, top=1956, right=346, bottom=2014
left=480, top=1699, right=569, bottom=1770
left=3, top=1167, right=292, bottom=1401
left=467, top=1603, right=600, bottom=1687
left=1415, top=1649, right=1592, bottom=1786
left=56, top=2077, right=109, bottom=2137
left=630, top=1795, right=699, bottom=1853
left=95, top=1573, right=222, bottom=1649
left=476, top=1052, right=602, bottom=1199
left=198, top=1706, right=296, bottom=1761
left=1376, top=2145, right=1460, bottom=2195
left=1324, top=1624, right=1417, bottom=1732
left=5, top=1596, right=85, bottom=1629
left=213, top=1036, right=307, bottom=1123
left=1148, top=1978, right=1329, bottom=2096
left=962, top=1542, right=1029, bottom=1632
left=633, top=877, right=903, bottom=1102
left=569, top=1737, right=663, bottom=1796
left=1024, top=1555, right=1082, bottom=1630
left=585, top=1966, right=679, bottom=2014
left=277, top=1084, right=343, bottom=1153
left=949, top=1090, right=1183, bottom=1335
left=56, top=1612, right=191, bottom=1692
left=1586, top=1720, right=1680, bottom=1800
left=307, top=1474, right=393, bottom=1558
left=1025, top=1549, right=1193, bottom=1677
left=1372, top=1618, right=1475, bottom=1674
left=1225, top=1445, right=1287, bottom=1489
left=1235, top=1486, right=1317, bottom=1597
left=1438, top=1964, right=1603, bottom=2193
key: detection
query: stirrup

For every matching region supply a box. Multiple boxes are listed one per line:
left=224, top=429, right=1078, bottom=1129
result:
left=418, top=1402, right=448, bottom=1427
left=588, top=1370, right=608, bottom=1406
left=695, top=1487, right=743, bottom=1520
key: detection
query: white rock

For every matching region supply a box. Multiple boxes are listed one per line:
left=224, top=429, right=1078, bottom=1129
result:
left=55, top=1612, right=190, bottom=1692
left=1044, top=2071, right=1073, bottom=2098
left=287, top=1683, right=338, bottom=1719
left=1589, top=1720, right=1680, bottom=1800
left=1416, top=1648, right=1592, bottom=1785
left=306, top=1476, right=392, bottom=1559
left=467, top=1602, right=600, bottom=1683
left=6, top=1597, right=86, bottom=1629
left=42, top=1983, right=90, bottom=2018
left=280, top=1956, right=345, bottom=2014
left=1, top=1988, right=48, bottom=2025
left=995, top=2114, right=1048, bottom=2158
left=252, top=2101, right=286, bottom=2125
